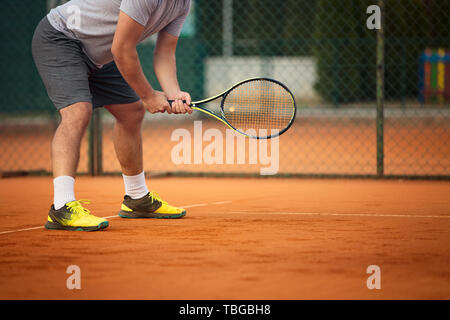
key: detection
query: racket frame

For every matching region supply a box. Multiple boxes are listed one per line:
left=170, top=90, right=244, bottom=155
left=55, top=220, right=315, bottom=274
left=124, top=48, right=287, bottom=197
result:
left=174, top=77, right=297, bottom=139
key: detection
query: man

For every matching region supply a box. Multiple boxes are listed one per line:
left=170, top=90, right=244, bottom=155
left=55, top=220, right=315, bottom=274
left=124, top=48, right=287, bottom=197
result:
left=32, top=0, right=192, bottom=231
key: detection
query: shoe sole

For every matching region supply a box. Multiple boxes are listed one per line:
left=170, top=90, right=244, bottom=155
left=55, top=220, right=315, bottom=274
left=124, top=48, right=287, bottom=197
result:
left=118, top=210, right=186, bottom=219
left=45, top=220, right=109, bottom=231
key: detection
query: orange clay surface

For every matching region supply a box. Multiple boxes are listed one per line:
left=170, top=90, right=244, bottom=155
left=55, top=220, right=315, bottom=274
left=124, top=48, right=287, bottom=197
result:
left=0, top=176, right=449, bottom=299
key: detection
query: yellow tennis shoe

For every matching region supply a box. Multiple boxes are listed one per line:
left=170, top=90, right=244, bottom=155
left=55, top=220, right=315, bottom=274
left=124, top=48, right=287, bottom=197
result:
left=118, top=191, right=186, bottom=219
left=45, top=200, right=109, bottom=231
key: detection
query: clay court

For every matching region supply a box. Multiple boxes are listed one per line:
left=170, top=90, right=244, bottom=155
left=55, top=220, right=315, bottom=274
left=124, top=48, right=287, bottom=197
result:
left=0, top=176, right=449, bottom=299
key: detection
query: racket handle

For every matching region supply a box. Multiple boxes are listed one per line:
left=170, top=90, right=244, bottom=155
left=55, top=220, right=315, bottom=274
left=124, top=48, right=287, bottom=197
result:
left=168, top=99, right=189, bottom=105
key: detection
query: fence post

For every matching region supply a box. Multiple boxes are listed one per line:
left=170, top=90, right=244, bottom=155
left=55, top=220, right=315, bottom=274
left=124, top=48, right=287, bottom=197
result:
left=88, top=109, right=103, bottom=176
left=222, top=0, right=233, bottom=57
left=376, top=0, right=385, bottom=177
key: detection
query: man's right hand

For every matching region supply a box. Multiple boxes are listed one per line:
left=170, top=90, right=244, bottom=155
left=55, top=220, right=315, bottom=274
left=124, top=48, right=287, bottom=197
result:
left=142, top=91, right=172, bottom=114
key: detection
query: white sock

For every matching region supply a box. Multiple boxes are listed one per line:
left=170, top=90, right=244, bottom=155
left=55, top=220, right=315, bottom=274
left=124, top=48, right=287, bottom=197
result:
left=122, top=171, right=149, bottom=199
left=53, top=176, right=76, bottom=210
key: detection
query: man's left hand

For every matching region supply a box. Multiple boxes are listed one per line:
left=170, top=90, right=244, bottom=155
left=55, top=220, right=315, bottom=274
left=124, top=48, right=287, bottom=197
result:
left=168, top=91, right=193, bottom=114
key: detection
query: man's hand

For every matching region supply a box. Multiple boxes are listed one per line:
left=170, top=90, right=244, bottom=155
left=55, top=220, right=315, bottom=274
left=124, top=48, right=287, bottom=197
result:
left=168, top=91, right=193, bottom=114
left=142, top=91, right=172, bottom=114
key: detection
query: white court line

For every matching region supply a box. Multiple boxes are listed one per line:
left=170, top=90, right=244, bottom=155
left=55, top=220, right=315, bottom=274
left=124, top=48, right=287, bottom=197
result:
left=0, top=201, right=232, bottom=236
left=212, top=201, right=233, bottom=205
left=0, top=226, right=44, bottom=235
left=230, top=211, right=450, bottom=219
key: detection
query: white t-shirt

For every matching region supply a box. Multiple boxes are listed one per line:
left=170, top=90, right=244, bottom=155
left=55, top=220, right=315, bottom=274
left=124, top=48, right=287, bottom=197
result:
left=47, top=0, right=191, bottom=67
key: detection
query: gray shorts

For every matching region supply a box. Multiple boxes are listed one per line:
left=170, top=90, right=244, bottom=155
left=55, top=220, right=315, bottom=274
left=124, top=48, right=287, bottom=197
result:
left=32, top=17, right=140, bottom=110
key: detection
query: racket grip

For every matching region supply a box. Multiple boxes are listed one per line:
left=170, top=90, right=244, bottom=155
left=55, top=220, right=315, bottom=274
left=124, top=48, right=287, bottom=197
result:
left=168, top=99, right=188, bottom=105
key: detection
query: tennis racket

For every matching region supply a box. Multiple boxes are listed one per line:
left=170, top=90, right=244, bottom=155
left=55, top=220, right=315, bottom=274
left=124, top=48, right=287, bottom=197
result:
left=168, top=77, right=296, bottom=139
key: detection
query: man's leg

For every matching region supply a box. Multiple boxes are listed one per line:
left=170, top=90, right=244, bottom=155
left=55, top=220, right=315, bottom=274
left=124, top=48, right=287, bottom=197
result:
left=53, top=102, right=92, bottom=178
left=52, top=102, right=92, bottom=209
left=105, top=101, right=145, bottom=176
left=46, top=101, right=108, bottom=231
left=105, top=101, right=186, bottom=219
left=105, top=101, right=149, bottom=200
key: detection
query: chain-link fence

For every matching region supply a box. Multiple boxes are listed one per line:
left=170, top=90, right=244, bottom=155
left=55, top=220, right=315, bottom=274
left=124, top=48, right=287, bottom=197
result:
left=0, top=0, right=449, bottom=178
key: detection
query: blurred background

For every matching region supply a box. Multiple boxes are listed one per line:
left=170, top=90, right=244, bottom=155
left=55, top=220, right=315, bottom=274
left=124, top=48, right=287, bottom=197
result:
left=0, top=0, right=449, bottom=178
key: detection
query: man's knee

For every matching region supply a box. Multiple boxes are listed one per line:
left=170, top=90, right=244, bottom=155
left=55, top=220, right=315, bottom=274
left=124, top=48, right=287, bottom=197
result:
left=59, top=102, right=93, bottom=130
left=107, top=101, right=145, bottom=126
left=125, top=102, right=145, bottom=124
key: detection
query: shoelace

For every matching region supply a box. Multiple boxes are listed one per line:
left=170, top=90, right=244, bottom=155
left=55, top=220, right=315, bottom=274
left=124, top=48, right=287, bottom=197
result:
left=149, top=191, right=167, bottom=205
left=66, top=199, right=92, bottom=217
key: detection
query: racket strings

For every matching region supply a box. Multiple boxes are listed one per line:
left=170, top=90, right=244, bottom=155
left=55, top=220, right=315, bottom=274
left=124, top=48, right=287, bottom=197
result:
left=222, top=79, right=295, bottom=135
